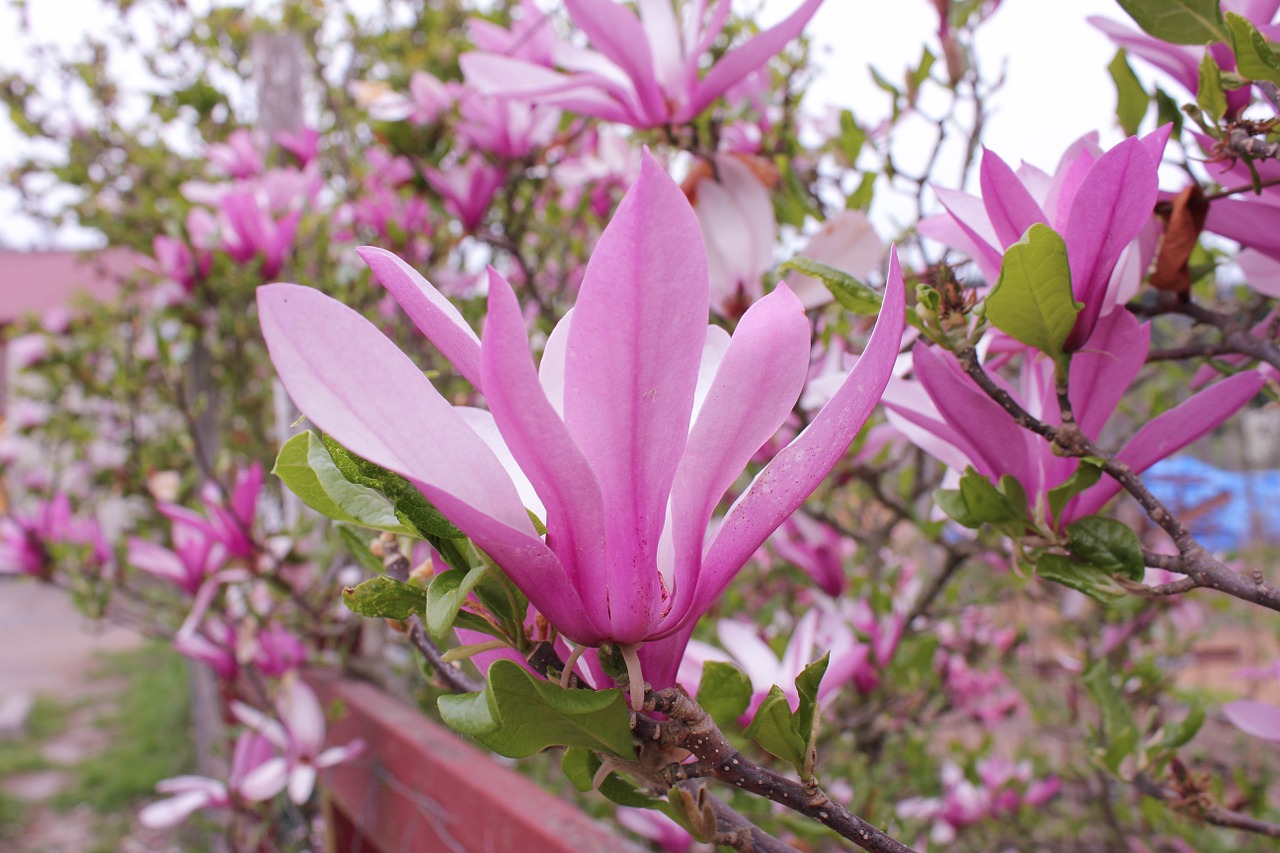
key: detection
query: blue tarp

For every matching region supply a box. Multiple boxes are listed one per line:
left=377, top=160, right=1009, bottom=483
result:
left=1144, top=456, right=1280, bottom=552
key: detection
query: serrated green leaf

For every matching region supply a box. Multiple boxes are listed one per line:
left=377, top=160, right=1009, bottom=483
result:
left=322, top=435, right=464, bottom=539
left=779, top=256, right=883, bottom=315
left=335, top=524, right=384, bottom=576
left=697, top=661, right=753, bottom=729
left=743, top=686, right=807, bottom=771
left=1035, top=553, right=1127, bottom=604
left=272, top=431, right=414, bottom=534
left=342, top=575, right=427, bottom=620
left=1198, top=53, right=1228, bottom=122
left=1226, top=12, right=1280, bottom=85
left=1066, top=516, right=1145, bottom=581
left=1048, top=460, right=1104, bottom=526
left=1108, top=50, right=1149, bottom=135
left=437, top=659, right=635, bottom=758
left=425, top=566, right=489, bottom=643
left=1084, top=662, right=1139, bottom=773
left=987, top=224, right=1081, bottom=362
left=1116, top=0, right=1226, bottom=45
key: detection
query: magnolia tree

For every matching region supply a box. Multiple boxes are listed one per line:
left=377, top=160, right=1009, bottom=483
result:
left=4, top=0, right=1280, bottom=850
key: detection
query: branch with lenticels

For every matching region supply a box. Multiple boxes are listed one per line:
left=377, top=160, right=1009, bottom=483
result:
left=952, top=343, right=1280, bottom=613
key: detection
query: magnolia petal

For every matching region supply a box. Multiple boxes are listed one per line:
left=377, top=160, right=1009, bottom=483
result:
left=1069, top=309, right=1150, bottom=439
left=455, top=407, right=546, bottom=522
left=459, top=53, right=633, bottom=123
left=539, top=309, right=573, bottom=415
left=1223, top=700, right=1280, bottom=742
left=979, top=147, right=1048, bottom=248
left=258, top=284, right=592, bottom=638
left=288, top=765, right=317, bottom=805
left=912, top=344, right=1039, bottom=494
left=239, top=757, right=290, bottom=802
left=279, top=679, right=326, bottom=752
left=138, top=789, right=220, bottom=829
left=1072, top=371, right=1266, bottom=519
left=664, top=284, right=810, bottom=629
left=691, top=248, right=906, bottom=620
left=681, top=0, right=824, bottom=121
left=933, top=187, right=1004, bottom=281
left=565, top=0, right=665, bottom=122
left=481, top=267, right=613, bottom=641
left=562, top=152, right=708, bottom=642
left=1062, top=137, right=1157, bottom=348
left=356, top=247, right=484, bottom=390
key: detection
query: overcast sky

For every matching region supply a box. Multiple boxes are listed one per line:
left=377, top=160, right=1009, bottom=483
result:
left=0, top=0, right=1140, bottom=248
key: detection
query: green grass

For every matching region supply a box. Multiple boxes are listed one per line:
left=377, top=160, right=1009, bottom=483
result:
left=53, top=642, right=193, bottom=814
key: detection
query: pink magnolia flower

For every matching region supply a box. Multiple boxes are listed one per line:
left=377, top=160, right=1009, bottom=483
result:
left=1223, top=700, right=1280, bottom=742
left=259, top=152, right=904, bottom=691
left=138, top=732, right=277, bottom=828
left=276, top=126, right=321, bottom=167
left=0, top=494, right=74, bottom=578
left=768, top=511, right=853, bottom=596
left=207, top=129, right=263, bottom=180
left=920, top=128, right=1168, bottom=348
left=886, top=310, right=1265, bottom=528
left=457, top=90, right=562, bottom=159
left=233, top=678, right=365, bottom=805
left=897, top=758, right=1059, bottom=845
left=460, top=0, right=825, bottom=129
left=424, top=157, right=506, bottom=231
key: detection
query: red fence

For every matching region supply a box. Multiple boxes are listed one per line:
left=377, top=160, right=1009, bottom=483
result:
left=307, top=670, right=643, bottom=853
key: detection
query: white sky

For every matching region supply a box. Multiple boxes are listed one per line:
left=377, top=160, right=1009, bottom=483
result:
left=0, top=0, right=1142, bottom=248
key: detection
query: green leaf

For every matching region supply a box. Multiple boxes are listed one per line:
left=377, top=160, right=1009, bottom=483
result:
left=697, top=661, right=753, bottom=730
left=1035, top=553, right=1127, bottom=604
left=1066, top=516, right=1145, bottom=581
left=1197, top=52, right=1228, bottom=122
left=425, top=566, right=489, bottom=643
left=743, top=686, right=807, bottom=771
left=437, top=659, right=635, bottom=758
left=1161, top=705, right=1205, bottom=749
left=561, top=747, right=665, bottom=808
left=1225, top=12, right=1280, bottom=84
left=1108, top=50, right=1149, bottom=135
left=1155, top=87, right=1186, bottom=136
left=836, top=109, right=867, bottom=165
left=342, top=575, right=427, bottom=620
left=322, top=435, right=464, bottom=539
left=1084, top=662, right=1139, bottom=773
left=1047, top=460, right=1104, bottom=526
left=793, top=654, right=829, bottom=748
left=335, top=524, right=384, bottom=576
left=272, top=431, right=414, bottom=535
left=846, top=172, right=876, bottom=212
left=779, top=256, right=883, bottom=315
left=986, top=224, right=1081, bottom=363
left=934, top=468, right=1029, bottom=529
left=1116, top=0, right=1226, bottom=45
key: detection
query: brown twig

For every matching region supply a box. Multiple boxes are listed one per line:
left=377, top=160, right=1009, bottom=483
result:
left=406, top=615, right=484, bottom=694
left=1134, top=774, right=1280, bottom=839
left=636, top=687, right=916, bottom=853
left=952, top=344, right=1280, bottom=613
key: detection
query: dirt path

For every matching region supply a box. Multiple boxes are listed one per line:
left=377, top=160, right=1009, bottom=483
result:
left=0, top=579, right=174, bottom=852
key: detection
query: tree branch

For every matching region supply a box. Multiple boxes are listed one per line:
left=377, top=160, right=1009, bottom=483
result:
left=1134, top=774, right=1280, bottom=839
left=952, top=344, right=1280, bottom=613
left=636, top=687, right=916, bottom=853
